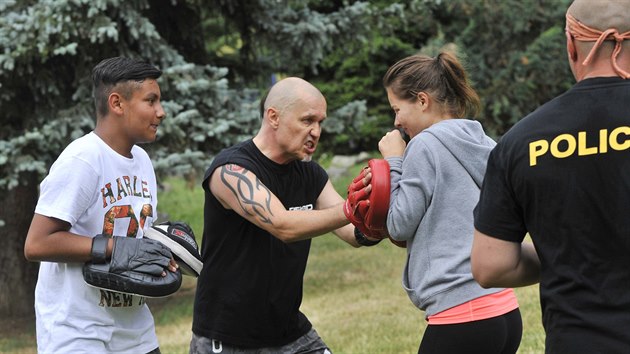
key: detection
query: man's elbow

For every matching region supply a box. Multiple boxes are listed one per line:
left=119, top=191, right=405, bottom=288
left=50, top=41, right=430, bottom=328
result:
left=472, top=269, right=498, bottom=289
left=270, top=222, right=304, bottom=243
left=272, top=229, right=295, bottom=243
left=471, top=258, right=502, bottom=288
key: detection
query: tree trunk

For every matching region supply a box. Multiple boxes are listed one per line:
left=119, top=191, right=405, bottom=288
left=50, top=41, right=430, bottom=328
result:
left=0, top=172, right=40, bottom=318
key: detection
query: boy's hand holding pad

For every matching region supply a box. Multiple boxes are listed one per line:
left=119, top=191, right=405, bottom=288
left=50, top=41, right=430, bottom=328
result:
left=82, top=235, right=182, bottom=297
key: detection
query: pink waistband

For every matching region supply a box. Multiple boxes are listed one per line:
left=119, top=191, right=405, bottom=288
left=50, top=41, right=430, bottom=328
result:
left=427, top=289, right=519, bottom=325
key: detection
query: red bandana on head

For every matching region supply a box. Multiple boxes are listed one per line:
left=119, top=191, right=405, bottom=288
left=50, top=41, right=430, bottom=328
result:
left=566, top=13, right=630, bottom=79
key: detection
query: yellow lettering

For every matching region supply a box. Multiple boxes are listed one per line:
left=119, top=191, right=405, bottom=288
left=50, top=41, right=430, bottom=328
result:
left=599, top=129, right=608, bottom=153
left=530, top=140, right=549, bottom=166
left=578, top=131, right=597, bottom=156
left=550, top=134, right=576, bottom=159
left=609, top=126, right=630, bottom=150
left=529, top=126, right=630, bottom=167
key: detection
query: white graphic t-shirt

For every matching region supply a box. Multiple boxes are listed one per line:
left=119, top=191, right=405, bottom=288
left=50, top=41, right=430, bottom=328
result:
left=34, top=132, right=159, bottom=354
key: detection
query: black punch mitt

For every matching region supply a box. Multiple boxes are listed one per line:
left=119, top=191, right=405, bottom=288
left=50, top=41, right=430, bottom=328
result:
left=83, top=235, right=182, bottom=298
left=144, top=221, right=203, bottom=277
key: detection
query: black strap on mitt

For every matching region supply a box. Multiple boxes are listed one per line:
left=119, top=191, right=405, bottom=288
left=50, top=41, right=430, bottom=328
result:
left=82, top=235, right=182, bottom=298
left=143, top=221, right=203, bottom=277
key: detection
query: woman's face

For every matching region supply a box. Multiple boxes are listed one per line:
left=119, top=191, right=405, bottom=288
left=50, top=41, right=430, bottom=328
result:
left=386, top=88, right=427, bottom=138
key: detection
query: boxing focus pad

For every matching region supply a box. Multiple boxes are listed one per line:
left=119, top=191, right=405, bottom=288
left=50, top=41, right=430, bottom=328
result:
left=343, top=159, right=391, bottom=240
left=83, top=235, right=182, bottom=297
left=144, top=221, right=203, bottom=277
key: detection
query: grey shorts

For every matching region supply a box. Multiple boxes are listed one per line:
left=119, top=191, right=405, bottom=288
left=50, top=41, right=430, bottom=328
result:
left=189, top=327, right=332, bottom=354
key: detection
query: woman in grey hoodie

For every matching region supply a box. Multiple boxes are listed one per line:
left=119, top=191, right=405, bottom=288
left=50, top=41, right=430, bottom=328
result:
left=378, top=52, right=522, bottom=354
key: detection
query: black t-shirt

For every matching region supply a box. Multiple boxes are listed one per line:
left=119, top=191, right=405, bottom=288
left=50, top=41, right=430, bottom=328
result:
left=192, top=139, right=328, bottom=348
left=474, top=77, right=630, bottom=353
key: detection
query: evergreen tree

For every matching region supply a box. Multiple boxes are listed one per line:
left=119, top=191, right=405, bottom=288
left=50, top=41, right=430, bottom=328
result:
left=0, top=0, right=574, bottom=319
left=0, top=0, right=377, bottom=318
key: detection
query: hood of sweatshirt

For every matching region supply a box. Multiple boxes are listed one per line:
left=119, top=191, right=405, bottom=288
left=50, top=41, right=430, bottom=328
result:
left=422, top=119, right=496, bottom=189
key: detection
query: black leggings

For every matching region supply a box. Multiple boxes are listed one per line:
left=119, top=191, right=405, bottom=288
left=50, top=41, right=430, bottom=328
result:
left=418, top=308, right=522, bottom=354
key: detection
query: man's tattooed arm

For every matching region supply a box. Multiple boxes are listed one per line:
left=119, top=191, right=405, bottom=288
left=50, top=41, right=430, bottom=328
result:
left=220, top=164, right=274, bottom=225
left=210, top=163, right=348, bottom=242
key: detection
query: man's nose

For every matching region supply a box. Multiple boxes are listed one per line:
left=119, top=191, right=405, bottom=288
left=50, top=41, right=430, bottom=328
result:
left=310, top=123, right=321, bottom=137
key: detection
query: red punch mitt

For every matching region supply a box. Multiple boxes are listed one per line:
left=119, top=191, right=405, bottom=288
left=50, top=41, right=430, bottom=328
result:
left=343, top=159, right=391, bottom=239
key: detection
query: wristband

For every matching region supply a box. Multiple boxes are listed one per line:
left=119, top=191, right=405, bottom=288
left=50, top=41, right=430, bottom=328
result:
left=354, top=227, right=381, bottom=247
left=90, top=235, right=109, bottom=263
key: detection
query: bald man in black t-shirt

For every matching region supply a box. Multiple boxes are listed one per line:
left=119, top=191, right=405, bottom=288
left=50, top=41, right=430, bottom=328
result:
left=471, top=1, right=630, bottom=353
left=190, top=77, right=371, bottom=354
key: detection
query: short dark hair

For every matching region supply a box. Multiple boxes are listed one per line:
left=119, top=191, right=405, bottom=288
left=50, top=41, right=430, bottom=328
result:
left=92, top=57, right=162, bottom=118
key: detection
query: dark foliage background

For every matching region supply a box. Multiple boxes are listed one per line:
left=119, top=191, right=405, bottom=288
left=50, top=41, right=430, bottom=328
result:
left=0, top=0, right=572, bottom=317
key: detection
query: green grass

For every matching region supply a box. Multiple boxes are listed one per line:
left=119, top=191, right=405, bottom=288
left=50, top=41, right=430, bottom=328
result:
left=151, top=169, right=544, bottom=353
left=1, top=168, right=545, bottom=353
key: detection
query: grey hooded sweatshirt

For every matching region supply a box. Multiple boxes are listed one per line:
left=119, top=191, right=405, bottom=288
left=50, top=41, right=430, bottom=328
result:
left=386, top=119, right=504, bottom=317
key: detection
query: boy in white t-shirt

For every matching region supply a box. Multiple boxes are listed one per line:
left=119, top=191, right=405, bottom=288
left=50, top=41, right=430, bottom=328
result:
left=24, top=57, right=176, bottom=354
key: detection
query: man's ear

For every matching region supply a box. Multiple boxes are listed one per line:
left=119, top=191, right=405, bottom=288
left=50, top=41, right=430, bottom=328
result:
left=108, top=92, right=124, bottom=115
left=566, top=29, right=578, bottom=62
left=266, top=107, right=280, bottom=129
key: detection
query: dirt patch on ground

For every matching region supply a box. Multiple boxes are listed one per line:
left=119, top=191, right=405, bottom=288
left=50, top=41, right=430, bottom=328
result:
left=0, top=314, right=35, bottom=338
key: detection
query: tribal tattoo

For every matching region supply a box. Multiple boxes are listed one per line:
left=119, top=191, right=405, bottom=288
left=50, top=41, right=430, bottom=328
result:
left=220, top=164, right=274, bottom=225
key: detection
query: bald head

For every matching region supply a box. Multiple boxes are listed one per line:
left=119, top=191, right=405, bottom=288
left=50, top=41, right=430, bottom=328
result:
left=253, top=77, right=327, bottom=164
left=565, top=0, right=630, bottom=79
left=262, top=77, right=325, bottom=118
left=568, top=0, right=630, bottom=32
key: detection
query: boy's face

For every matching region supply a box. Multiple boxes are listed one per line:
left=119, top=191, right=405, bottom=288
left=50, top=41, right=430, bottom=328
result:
left=120, top=79, right=165, bottom=144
